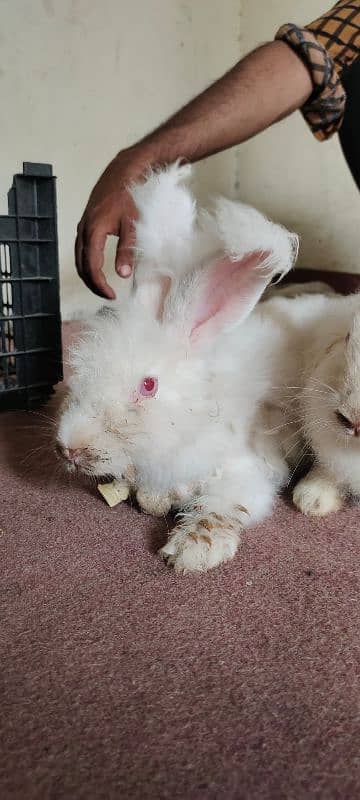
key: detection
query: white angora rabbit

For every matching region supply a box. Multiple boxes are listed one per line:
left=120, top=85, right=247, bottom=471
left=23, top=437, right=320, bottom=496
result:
left=274, top=291, right=360, bottom=516
left=57, top=164, right=299, bottom=572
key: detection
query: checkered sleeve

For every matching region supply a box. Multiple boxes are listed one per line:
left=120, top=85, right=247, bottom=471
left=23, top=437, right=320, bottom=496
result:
left=275, top=1, right=360, bottom=141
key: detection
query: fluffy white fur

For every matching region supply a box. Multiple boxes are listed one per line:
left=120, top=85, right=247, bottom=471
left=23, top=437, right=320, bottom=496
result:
left=264, top=291, right=360, bottom=516
left=131, top=162, right=198, bottom=274
left=57, top=164, right=301, bottom=572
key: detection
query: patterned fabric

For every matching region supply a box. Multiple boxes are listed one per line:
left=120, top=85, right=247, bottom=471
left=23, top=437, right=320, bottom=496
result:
left=276, top=2, right=360, bottom=141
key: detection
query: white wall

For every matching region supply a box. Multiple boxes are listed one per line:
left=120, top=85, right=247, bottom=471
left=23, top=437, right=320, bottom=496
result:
left=1, top=0, right=241, bottom=317
left=239, top=0, right=360, bottom=274
left=2, top=0, right=359, bottom=322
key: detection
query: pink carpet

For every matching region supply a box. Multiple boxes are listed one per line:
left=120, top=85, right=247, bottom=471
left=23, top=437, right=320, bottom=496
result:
left=1, top=322, right=360, bottom=799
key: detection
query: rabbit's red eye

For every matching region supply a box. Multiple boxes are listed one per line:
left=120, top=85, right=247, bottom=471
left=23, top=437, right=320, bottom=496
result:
left=139, top=376, right=158, bottom=398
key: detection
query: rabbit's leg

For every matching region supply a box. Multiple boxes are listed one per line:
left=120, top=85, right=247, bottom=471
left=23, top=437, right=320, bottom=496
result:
left=160, top=457, right=277, bottom=573
left=292, top=465, right=343, bottom=516
left=136, top=488, right=172, bottom=517
left=137, top=480, right=199, bottom=516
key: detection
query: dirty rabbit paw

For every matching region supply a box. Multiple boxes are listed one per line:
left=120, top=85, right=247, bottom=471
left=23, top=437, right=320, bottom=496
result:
left=293, top=475, right=342, bottom=516
left=160, top=514, right=240, bottom=573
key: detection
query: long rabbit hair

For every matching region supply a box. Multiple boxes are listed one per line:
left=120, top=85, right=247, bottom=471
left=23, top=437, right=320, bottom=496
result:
left=57, top=163, right=300, bottom=572
left=265, top=289, right=360, bottom=517
left=268, top=294, right=360, bottom=516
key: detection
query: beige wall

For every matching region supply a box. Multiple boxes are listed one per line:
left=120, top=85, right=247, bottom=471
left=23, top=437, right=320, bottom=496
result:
left=2, top=1, right=360, bottom=321
left=1, top=0, right=241, bottom=317
left=239, top=1, right=360, bottom=274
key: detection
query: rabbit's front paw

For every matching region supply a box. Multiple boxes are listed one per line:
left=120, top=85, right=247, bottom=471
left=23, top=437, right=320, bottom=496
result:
left=160, top=514, right=240, bottom=574
left=136, top=488, right=172, bottom=517
left=293, top=475, right=342, bottom=516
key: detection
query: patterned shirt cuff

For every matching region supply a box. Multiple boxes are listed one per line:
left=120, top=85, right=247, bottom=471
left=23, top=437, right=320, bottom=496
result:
left=275, top=23, right=346, bottom=141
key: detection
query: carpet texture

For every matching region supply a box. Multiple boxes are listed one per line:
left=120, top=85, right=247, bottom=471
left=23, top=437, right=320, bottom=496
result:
left=1, top=322, right=360, bottom=800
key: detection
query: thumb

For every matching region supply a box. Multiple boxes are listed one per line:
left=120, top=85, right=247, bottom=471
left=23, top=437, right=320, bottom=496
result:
left=116, top=217, right=136, bottom=278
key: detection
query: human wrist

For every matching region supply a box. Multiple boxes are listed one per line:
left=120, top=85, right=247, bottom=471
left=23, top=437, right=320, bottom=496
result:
left=121, top=129, right=194, bottom=175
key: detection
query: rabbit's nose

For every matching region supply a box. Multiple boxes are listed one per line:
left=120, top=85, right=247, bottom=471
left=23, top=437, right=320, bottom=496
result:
left=335, top=411, right=360, bottom=436
left=56, top=442, right=86, bottom=462
left=67, top=447, right=86, bottom=461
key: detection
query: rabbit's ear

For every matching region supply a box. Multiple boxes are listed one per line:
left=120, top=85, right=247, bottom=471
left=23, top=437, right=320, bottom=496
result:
left=188, top=250, right=278, bottom=342
left=131, top=161, right=197, bottom=271
left=167, top=201, right=299, bottom=344
left=134, top=274, right=172, bottom=321
left=131, top=162, right=197, bottom=319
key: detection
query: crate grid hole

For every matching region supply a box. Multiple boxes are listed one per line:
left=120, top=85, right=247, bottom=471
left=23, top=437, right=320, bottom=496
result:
left=0, top=243, right=16, bottom=390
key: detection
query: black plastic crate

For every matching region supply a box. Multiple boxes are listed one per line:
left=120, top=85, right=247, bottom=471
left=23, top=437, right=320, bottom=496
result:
left=0, top=163, right=63, bottom=411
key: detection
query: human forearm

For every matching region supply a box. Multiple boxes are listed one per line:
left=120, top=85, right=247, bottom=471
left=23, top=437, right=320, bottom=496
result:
left=133, top=41, right=312, bottom=164
left=76, top=40, right=312, bottom=299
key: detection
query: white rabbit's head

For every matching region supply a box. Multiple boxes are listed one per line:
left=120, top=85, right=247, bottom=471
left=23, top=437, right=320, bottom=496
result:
left=334, top=310, right=360, bottom=437
left=302, top=309, right=360, bottom=442
left=56, top=165, right=298, bottom=482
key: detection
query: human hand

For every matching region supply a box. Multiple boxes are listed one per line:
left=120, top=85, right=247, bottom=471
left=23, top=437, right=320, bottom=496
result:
left=75, top=148, right=148, bottom=299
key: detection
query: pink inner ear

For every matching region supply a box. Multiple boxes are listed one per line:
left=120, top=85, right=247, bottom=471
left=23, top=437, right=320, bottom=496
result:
left=190, top=250, right=270, bottom=338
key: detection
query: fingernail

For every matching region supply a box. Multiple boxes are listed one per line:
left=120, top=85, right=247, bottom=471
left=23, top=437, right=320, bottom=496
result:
left=119, top=264, right=132, bottom=278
